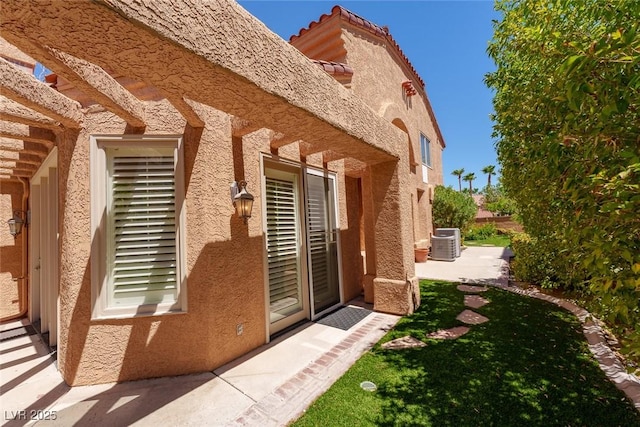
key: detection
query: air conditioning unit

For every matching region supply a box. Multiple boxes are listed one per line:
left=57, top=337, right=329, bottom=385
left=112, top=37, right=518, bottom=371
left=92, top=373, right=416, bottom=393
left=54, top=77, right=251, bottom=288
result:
left=435, top=228, right=461, bottom=257
left=431, top=235, right=456, bottom=261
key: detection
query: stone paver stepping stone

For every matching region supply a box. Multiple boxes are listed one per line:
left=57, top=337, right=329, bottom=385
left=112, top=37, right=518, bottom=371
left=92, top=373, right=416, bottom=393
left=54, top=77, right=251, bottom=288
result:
left=464, top=295, right=490, bottom=309
left=457, top=285, right=489, bottom=293
left=457, top=309, right=489, bottom=325
left=381, top=336, right=427, bottom=350
left=426, top=326, right=470, bottom=340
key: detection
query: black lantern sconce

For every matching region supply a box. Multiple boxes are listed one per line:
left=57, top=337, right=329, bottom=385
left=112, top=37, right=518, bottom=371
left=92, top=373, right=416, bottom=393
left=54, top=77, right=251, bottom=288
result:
left=7, top=210, right=26, bottom=238
left=231, top=180, right=254, bottom=224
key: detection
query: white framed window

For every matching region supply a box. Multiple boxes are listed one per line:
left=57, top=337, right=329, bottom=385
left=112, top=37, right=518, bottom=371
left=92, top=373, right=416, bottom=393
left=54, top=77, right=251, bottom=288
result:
left=91, top=135, right=187, bottom=319
left=420, top=133, right=432, bottom=167
left=420, top=133, right=431, bottom=184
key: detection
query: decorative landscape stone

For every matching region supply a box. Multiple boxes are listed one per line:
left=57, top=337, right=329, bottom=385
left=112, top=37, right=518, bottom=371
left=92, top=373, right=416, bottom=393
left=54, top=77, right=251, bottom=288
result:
left=464, top=295, right=490, bottom=309
left=457, top=284, right=489, bottom=293
left=456, top=309, right=489, bottom=325
left=381, top=336, right=427, bottom=349
left=426, top=326, right=470, bottom=340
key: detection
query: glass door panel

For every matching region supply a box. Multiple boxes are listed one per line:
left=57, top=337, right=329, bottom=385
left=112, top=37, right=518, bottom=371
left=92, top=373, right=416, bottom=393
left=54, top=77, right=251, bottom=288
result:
left=265, top=167, right=308, bottom=330
left=306, top=171, right=341, bottom=316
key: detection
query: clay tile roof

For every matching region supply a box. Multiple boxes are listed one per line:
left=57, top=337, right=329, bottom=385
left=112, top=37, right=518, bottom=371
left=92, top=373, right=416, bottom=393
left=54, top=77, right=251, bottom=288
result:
left=312, top=59, right=354, bottom=77
left=290, top=5, right=425, bottom=88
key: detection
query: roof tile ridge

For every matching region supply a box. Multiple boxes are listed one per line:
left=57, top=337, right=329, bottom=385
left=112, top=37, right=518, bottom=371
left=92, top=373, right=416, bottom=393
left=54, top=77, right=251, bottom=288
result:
left=289, top=5, right=424, bottom=89
left=311, top=58, right=354, bottom=76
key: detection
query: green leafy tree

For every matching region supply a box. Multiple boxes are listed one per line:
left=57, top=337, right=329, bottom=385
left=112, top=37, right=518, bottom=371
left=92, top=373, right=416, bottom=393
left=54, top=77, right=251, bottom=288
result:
left=486, top=0, right=640, bottom=355
left=481, top=165, right=496, bottom=188
left=483, top=184, right=518, bottom=216
left=462, top=172, right=476, bottom=194
left=451, top=168, right=465, bottom=192
left=432, top=185, right=478, bottom=233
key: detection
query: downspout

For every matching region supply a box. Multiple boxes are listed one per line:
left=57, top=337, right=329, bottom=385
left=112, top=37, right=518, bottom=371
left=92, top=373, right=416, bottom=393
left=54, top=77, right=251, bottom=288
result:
left=1, top=177, right=29, bottom=322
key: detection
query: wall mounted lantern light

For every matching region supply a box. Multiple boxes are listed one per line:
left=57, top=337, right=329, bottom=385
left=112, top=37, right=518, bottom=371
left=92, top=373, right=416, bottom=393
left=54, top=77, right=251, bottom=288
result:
left=7, top=210, right=26, bottom=238
left=231, top=180, right=254, bottom=224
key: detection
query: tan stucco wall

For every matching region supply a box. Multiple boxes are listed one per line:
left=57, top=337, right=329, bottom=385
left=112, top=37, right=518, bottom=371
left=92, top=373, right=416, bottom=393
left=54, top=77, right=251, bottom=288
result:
left=339, top=174, right=364, bottom=301
left=291, top=23, right=445, bottom=249
left=2, top=0, right=407, bottom=165
left=339, top=27, right=444, bottom=247
left=0, top=181, right=23, bottom=319
left=0, top=36, right=35, bottom=75
left=57, top=102, right=269, bottom=385
left=56, top=96, right=416, bottom=383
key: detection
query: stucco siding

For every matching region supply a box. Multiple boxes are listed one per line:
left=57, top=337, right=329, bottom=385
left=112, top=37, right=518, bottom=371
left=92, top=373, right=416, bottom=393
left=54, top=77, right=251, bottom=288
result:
left=340, top=27, right=444, bottom=246
left=57, top=102, right=270, bottom=385
left=0, top=181, right=23, bottom=319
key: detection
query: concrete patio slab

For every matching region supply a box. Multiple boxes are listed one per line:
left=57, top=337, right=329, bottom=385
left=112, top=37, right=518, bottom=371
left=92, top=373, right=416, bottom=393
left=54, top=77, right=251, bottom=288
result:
left=416, top=246, right=512, bottom=286
left=214, top=321, right=354, bottom=402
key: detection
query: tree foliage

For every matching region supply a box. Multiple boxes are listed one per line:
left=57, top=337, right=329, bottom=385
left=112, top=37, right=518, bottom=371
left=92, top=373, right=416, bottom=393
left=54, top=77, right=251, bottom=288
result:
left=462, top=173, right=476, bottom=194
left=481, top=165, right=497, bottom=187
left=483, top=184, right=518, bottom=216
left=432, top=186, right=478, bottom=233
left=451, top=168, right=465, bottom=192
left=486, top=0, right=640, bottom=355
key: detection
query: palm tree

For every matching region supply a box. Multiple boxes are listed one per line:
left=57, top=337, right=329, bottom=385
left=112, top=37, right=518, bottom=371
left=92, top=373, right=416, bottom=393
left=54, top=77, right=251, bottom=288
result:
left=451, top=168, right=465, bottom=192
left=481, top=165, right=496, bottom=188
left=463, top=172, right=476, bottom=194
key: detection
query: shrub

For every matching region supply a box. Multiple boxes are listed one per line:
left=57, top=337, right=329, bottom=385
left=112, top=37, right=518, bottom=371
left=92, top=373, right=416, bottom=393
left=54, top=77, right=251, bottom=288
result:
left=510, top=232, right=558, bottom=289
left=483, top=185, right=518, bottom=216
left=432, top=185, right=477, bottom=233
left=465, top=223, right=498, bottom=240
left=485, top=197, right=518, bottom=216
left=497, top=228, right=517, bottom=237
left=487, top=0, right=640, bottom=361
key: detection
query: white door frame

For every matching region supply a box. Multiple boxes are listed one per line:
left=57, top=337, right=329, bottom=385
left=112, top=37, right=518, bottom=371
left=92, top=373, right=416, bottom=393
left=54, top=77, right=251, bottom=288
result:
left=261, top=155, right=344, bottom=338
left=29, top=148, right=59, bottom=347
left=304, top=167, right=343, bottom=320
left=262, top=160, right=310, bottom=336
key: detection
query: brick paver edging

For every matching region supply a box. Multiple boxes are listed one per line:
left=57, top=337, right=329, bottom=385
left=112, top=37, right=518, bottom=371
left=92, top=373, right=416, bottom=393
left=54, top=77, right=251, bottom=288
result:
left=229, top=313, right=399, bottom=426
left=487, top=276, right=640, bottom=412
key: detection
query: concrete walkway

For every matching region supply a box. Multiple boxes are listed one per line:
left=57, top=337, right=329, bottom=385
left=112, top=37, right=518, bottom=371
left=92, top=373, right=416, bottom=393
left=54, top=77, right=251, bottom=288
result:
left=415, top=245, right=512, bottom=286
left=1, top=302, right=399, bottom=427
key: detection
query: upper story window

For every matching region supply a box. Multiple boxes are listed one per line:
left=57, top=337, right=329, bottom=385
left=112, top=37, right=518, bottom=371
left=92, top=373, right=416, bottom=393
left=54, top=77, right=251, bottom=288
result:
left=420, top=133, right=431, bottom=184
left=91, top=135, right=187, bottom=319
left=420, top=133, right=432, bottom=168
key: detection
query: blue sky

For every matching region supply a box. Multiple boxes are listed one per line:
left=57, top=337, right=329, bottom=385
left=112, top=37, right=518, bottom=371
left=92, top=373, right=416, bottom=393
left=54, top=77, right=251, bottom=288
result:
left=239, top=0, right=500, bottom=189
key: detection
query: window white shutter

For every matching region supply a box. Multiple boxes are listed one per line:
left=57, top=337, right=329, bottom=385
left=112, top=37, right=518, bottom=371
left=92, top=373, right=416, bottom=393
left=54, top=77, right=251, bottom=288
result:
left=265, top=177, right=301, bottom=312
left=108, top=151, right=178, bottom=306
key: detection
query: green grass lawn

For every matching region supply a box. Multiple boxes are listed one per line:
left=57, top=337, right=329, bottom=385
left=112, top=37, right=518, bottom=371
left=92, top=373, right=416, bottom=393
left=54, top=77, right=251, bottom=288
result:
left=463, top=235, right=511, bottom=247
left=293, top=281, right=640, bottom=426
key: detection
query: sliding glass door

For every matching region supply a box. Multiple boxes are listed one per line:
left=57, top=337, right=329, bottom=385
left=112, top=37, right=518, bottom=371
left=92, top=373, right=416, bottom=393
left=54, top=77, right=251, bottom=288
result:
left=306, top=170, right=341, bottom=316
left=264, top=166, right=308, bottom=332
left=263, top=161, right=342, bottom=335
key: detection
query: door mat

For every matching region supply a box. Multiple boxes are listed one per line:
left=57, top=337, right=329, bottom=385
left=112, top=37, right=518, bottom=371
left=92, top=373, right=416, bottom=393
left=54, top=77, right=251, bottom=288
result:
left=315, top=306, right=372, bottom=331
left=0, top=324, right=37, bottom=342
